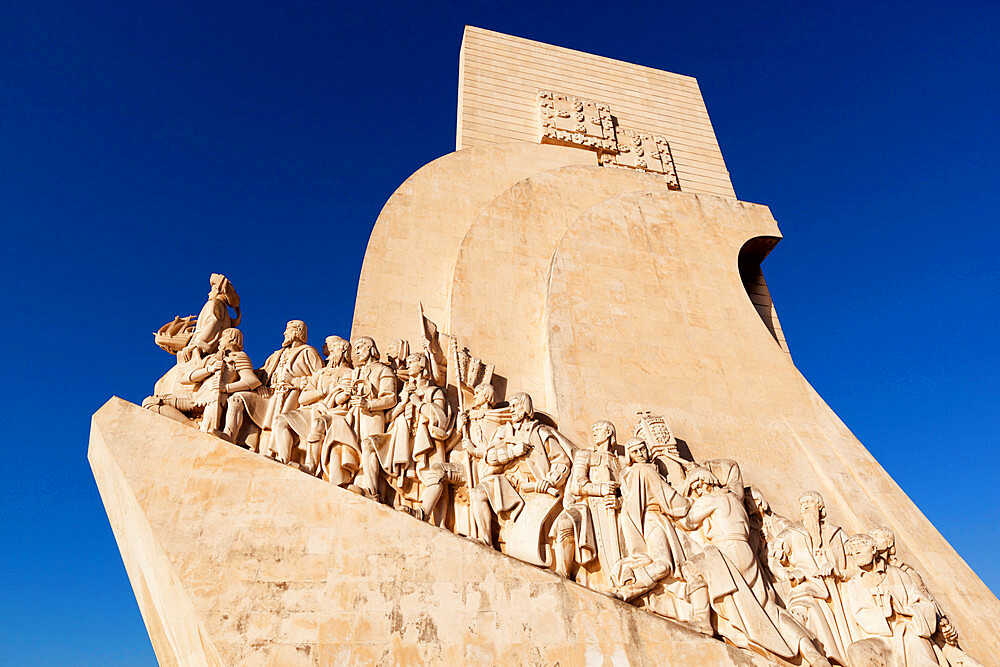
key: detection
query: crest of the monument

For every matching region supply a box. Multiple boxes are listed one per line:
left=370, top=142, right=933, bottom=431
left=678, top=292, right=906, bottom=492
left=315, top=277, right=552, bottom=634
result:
left=537, top=89, right=680, bottom=188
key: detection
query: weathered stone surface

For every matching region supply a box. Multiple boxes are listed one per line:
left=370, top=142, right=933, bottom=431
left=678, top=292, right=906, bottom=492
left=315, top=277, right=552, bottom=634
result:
left=352, top=141, right=998, bottom=664
left=90, top=397, right=779, bottom=666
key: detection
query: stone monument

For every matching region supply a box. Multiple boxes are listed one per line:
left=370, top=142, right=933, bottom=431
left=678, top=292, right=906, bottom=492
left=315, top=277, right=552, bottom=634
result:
left=90, top=26, right=997, bottom=666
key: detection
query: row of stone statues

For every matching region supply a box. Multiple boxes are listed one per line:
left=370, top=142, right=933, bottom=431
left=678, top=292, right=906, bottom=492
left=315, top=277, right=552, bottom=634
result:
left=144, top=275, right=979, bottom=667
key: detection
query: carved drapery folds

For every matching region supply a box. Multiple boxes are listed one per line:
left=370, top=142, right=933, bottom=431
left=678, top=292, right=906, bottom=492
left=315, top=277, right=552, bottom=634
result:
left=141, top=275, right=979, bottom=667
left=538, top=90, right=680, bottom=189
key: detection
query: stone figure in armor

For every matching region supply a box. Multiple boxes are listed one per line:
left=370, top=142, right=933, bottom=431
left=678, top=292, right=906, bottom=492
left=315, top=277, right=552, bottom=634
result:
left=144, top=327, right=260, bottom=430
left=370, top=352, right=452, bottom=495
left=470, top=392, right=572, bottom=553
left=178, top=273, right=240, bottom=363
left=769, top=491, right=853, bottom=664
left=678, top=468, right=832, bottom=667
left=842, top=533, right=939, bottom=667
left=269, top=335, right=357, bottom=476
left=349, top=336, right=399, bottom=497
left=553, top=420, right=621, bottom=587
left=223, top=320, right=323, bottom=451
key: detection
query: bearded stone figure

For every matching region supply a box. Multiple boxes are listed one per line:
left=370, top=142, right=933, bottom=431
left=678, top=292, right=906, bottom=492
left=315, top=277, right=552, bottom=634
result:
left=770, top=491, right=853, bottom=664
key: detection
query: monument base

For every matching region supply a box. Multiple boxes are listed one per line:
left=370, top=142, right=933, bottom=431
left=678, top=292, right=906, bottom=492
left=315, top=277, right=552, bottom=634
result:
left=89, top=397, right=781, bottom=666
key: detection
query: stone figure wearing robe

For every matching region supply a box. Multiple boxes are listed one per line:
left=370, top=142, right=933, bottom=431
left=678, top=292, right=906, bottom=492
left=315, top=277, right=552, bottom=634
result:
left=349, top=336, right=400, bottom=498
left=769, top=491, right=853, bottom=665
left=842, top=533, right=939, bottom=667
left=417, top=382, right=507, bottom=524
left=610, top=437, right=713, bottom=633
left=178, top=273, right=240, bottom=363
left=744, top=486, right=795, bottom=588
left=470, top=392, right=572, bottom=549
left=269, top=335, right=356, bottom=476
left=372, top=353, right=452, bottom=486
left=678, top=468, right=831, bottom=667
left=553, top=420, right=622, bottom=587
left=869, top=526, right=981, bottom=667
left=223, top=320, right=323, bottom=451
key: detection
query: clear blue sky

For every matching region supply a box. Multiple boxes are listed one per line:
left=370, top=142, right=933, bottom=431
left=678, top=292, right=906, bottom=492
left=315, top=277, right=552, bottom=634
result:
left=1, top=1, right=997, bottom=663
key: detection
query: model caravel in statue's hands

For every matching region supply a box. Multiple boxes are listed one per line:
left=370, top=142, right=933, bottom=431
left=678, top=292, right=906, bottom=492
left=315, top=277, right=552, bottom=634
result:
left=142, top=274, right=980, bottom=667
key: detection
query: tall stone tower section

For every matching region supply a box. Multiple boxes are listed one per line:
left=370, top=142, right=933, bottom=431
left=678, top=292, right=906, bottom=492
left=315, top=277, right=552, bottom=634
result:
left=92, top=26, right=996, bottom=666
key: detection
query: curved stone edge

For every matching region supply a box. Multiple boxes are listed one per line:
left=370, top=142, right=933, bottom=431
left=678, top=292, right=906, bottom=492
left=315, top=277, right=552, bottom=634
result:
left=542, top=191, right=997, bottom=663
left=89, top=397, right=778, bottom=666
left=352, top=142, right=596, bottom=346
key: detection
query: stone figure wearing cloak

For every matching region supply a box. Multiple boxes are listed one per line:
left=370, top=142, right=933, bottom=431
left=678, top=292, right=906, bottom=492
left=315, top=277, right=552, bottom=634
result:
left=269, top=335, right=356, bottom=477
left=223, top=320, right=323, bottom=451
left=843, top=533, right=939, bottom=667
left=770, top=491, right=853, bottom=665
left=144, top=327, right=259, bottom=429
left=868, top=526, right=981, bottom=667
left=416, top=382, right=508, bottom=527
left=350, top=336, right=400, bottom=498
left=610, top=438, right=712, bottom=632
left=679, top=468, right=831, bottom=667
left=373, top=353, right=452, bottom=487
left=553, top=419, right=622, bottom=587
left=178, top=273, right=240, bottom=363
left=470, top=392, right=572, bottom=554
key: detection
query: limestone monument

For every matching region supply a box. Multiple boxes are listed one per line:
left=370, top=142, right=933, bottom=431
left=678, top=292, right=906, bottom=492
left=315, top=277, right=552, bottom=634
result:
left=90, top=26, right=997, bottom=666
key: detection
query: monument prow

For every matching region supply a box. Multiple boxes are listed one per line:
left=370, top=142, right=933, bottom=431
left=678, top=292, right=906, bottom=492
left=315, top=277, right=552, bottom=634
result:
left=90, top=398, right=778, bottom=665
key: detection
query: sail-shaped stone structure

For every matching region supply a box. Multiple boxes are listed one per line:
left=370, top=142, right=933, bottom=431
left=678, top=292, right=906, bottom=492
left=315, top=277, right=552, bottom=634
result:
left=91, top=27, right=997, bottom=666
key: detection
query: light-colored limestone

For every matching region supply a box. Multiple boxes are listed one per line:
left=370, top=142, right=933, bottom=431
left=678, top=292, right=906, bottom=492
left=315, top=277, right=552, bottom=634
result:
left=457, top=26, right=736, bottom=198
left=350, top=141, right=997, bottom=663
left=90, top=398, right=778, bottom=666
left=93, top=27, right=998, bottom=666
left=352, top=142, right=595, bottom=346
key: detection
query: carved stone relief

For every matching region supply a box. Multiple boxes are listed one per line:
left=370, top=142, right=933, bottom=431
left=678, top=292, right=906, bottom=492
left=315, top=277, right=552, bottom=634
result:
left=537, top=90, right=680, bottom=189
left=538, top=90, right=616, bottom=152
left=141, top=274, right=979, bottom=667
